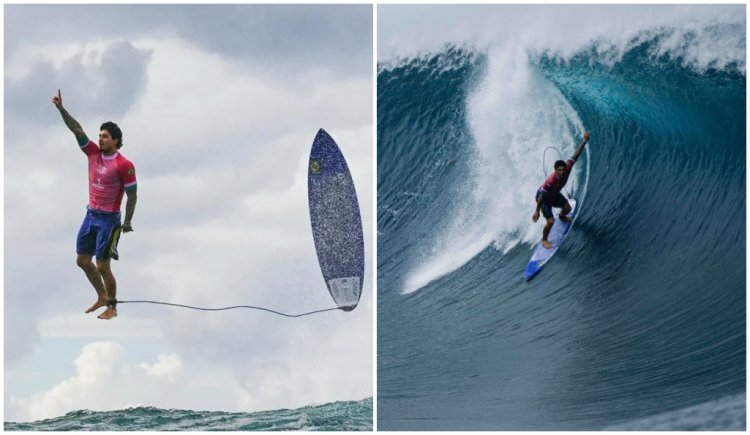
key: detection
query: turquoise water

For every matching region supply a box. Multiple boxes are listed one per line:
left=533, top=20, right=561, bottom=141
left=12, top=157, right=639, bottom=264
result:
left=5, top=397, right=372, bottom=431
left=377, top=18, right=745, bottom=431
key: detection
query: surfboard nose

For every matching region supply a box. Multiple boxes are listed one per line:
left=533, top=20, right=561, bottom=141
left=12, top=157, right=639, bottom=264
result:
left=310, top=129, right=348, bottom=174
left=312, top=128, right=335, bottom=153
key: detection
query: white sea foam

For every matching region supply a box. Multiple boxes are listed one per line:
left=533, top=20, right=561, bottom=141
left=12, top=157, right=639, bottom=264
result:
left=402, top=43, right=587, bottom=294
left=379, top=4, right=745, bottom=74
left=604, top=392, right=745, bottom=430
left=394, top=5, right=741, bottom=294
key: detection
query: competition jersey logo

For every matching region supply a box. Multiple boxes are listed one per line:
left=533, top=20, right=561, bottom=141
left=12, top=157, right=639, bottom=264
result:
left=310, top=159, right=322, bottom=174
left=127, top=169, right=135, bottom=175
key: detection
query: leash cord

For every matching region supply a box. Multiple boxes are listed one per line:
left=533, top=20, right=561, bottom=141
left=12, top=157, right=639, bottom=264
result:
left=115, top=300, right=342, bottom=318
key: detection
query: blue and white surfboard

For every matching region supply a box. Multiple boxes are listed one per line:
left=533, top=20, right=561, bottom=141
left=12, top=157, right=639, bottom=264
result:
left=308, top=129, right=365, bottom=311
left=524, top=198, right=577, bottom=280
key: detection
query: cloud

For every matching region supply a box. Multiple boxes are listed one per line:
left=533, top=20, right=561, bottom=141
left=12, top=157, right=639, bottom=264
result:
left=5, top=41, right=152, bottom=143
left=7, top=336, right=371, bottom=423
left=21, top=342, right=125, bottom=422
left=139, top=353, right=183, bottom=382
left=9, top=342, right=182, bottom=422
left=5, top=4, right=373, bottom=421
left=5, top=32, right=371, bottom=357
left=5, top=5, right=372, bottom=76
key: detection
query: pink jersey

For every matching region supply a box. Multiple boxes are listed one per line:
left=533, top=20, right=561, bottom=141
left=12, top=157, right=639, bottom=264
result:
left=81, top=141, right=137, bottom=212
left=540, top=157, right=576, bottom=196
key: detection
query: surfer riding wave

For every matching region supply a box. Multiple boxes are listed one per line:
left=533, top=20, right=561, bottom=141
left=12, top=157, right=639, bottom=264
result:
left=532, top=132, right=590, bottom=249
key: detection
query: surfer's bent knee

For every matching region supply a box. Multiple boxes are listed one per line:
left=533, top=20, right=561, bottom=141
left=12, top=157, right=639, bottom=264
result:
left=76, top=254, right=93, bottom=269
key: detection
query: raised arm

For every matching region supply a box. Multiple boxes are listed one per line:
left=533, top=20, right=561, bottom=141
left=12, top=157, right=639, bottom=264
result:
left=52, top=89, right=88, bottom=146
left=572, top=131, right=591, bottom=161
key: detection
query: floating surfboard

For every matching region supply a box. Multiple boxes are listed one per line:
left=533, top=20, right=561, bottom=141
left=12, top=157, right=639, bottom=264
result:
left=308, top=129, right=365, bottom=311
left=524, top=198, right=577, bottom=280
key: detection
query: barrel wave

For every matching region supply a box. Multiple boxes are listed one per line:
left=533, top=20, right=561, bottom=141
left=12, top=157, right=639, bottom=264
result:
left=377, top=22, right=745, bottom=430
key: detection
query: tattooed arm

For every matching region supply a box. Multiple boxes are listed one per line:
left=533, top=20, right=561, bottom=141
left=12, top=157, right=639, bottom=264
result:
left=123, top=187, right=137, bottom=232
left=52, top=89, right=88, bottom=146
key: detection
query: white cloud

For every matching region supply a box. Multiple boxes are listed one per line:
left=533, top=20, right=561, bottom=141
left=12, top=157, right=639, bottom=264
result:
left=5, top=4, right=372, bottom=422
left=22, top=342, right=124, bottom=422
left=11, top=342, right=182, bottom=421
left=8, top=336, right=371, bottom=423
left=139, top=353, right=183, bottom=382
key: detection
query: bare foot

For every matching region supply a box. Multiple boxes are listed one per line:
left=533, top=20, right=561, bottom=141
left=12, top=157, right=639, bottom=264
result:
left=97, top=308, right=118, bottom=320
left=542, top=240, right=553, bottom=249
left=560, top=215, right=573, bottom=223
left=85, top=298, right=108, bottom=313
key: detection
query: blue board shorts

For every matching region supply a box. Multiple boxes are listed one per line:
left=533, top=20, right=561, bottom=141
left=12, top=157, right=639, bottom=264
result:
left=76, top=207, right=122, bottom=261
left=536, top=190, right=569, bottom=219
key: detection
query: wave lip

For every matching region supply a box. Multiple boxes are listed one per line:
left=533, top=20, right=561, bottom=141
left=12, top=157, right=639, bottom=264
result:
left=379, top=5, right=746, bottom=75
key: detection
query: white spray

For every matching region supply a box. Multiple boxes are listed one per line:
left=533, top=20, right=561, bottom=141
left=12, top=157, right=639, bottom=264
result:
left=391, top=5, right=742, bottom=294
left=403, top=42, right=586, bottom=294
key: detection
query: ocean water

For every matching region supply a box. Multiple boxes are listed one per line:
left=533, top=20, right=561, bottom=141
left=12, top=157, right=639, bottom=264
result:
left=5, top=397, right=372, bottom=431
left=377, top=6, right=745, bottom=431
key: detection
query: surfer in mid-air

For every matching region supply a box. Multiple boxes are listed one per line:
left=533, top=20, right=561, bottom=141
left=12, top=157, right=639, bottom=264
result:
left=52, top=90, right=138, bottom=320
left=532, top=131, right=590, bottom=249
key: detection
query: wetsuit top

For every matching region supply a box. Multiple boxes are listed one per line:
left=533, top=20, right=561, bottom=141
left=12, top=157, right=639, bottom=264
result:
left=80, top=139, right=137, bottom=212
left=539, top=157, right=576, bottom=196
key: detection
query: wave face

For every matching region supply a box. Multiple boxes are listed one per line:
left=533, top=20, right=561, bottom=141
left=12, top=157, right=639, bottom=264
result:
left=377, top=22, right=745, bottom=430
left=4, top=398, right=372, bottom=431
left=604, top=392, right=746, bottom=431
